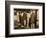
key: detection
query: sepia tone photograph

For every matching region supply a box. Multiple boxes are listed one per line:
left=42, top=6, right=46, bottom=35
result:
left=14, top=9, right=39, bottom=29
left=6, top=1, right=45, bottom=37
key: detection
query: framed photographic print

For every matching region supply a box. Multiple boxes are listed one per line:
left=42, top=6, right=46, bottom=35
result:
left=5, top=1, right=45, bottom=37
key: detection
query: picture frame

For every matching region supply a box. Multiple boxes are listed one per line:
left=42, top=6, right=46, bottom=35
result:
left=5, top=1, right=45, bottom=37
